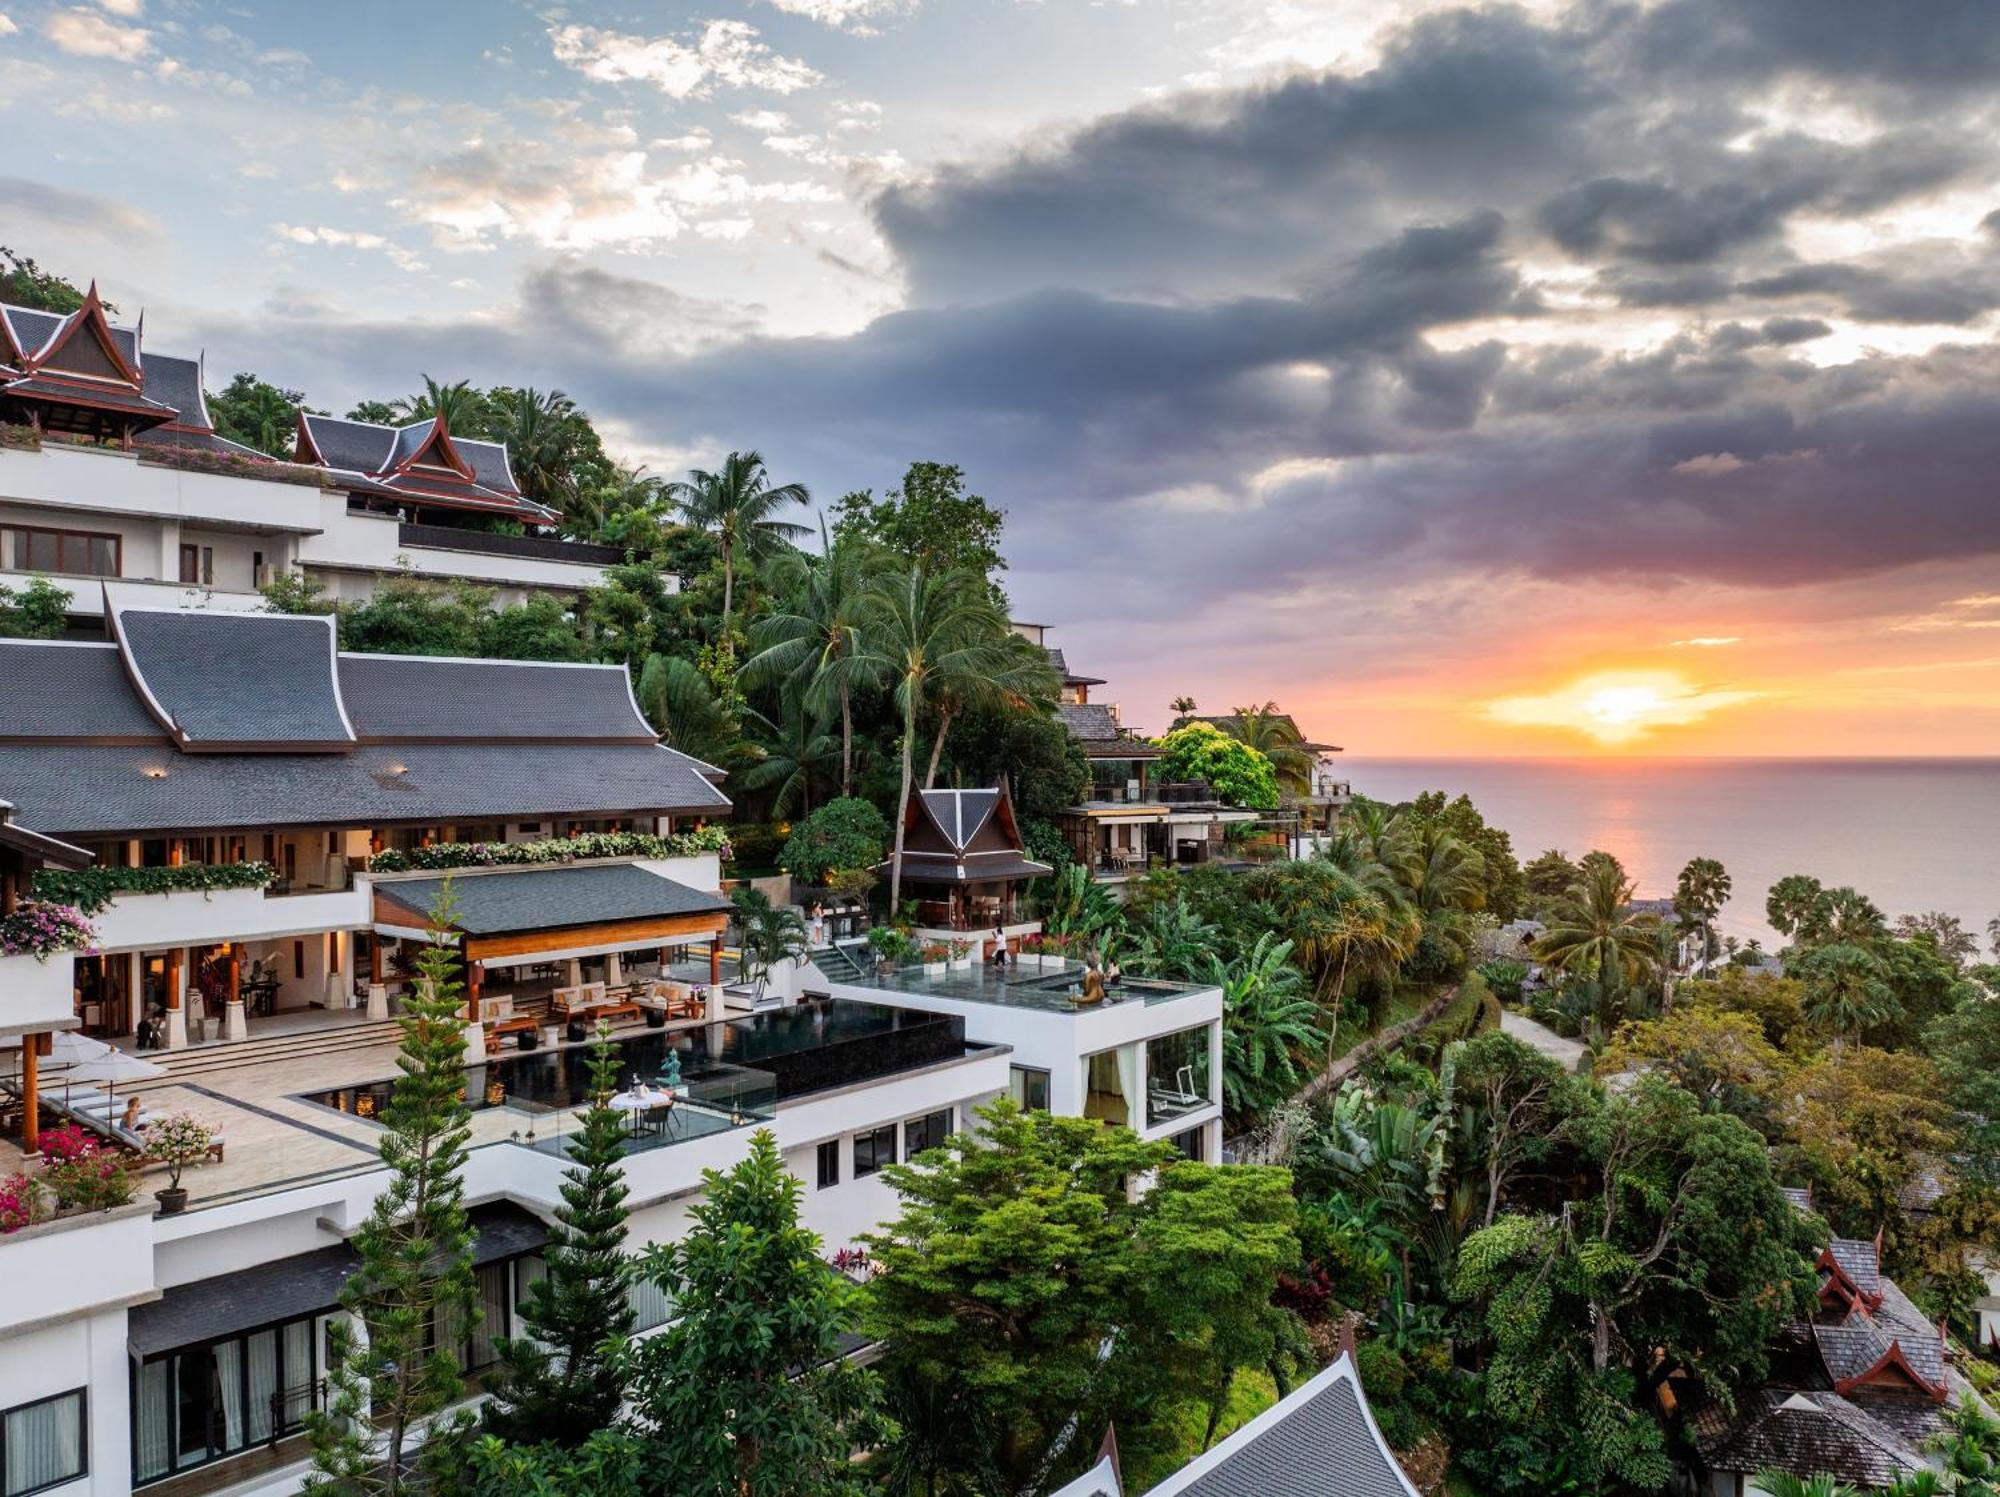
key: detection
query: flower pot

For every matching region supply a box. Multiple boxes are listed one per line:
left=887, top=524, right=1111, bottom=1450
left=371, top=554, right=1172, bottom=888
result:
left=645, top=1008, right=667, bottom=1029
left=566, top=1019, right=588, bottom=1043
left=517, top=1031, right=539, bottom=1052
left=923, top=961, right=946, bottom=976
left=949, top=956, right=973, bottom=971
left=155, top=1186, right=188, bottom=1216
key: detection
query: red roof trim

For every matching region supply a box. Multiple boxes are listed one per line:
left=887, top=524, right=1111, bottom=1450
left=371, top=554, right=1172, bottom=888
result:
left=1832, top=1341, right=1946, bottom=1402
left=1816, top=1248, right=1883, bottom=1311
left=390, top=412, right=473, bottom=482
left=24, top=282, right=145, bottom=388
left=293, top=410, right=326, bottom=465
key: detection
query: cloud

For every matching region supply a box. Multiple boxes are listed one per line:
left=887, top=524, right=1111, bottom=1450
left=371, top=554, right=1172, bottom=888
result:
left=0, top=175, right=152, bottom=236
left=761, top=0, right=912, bottom=33
left=1674, top=636, right=1743, bottom=647
left=42, top=7, right=148, bottom=59
left=274, top=223, right=426, bottom=272
left=0, top=14, right=16, bottom=37
left=549, top=19, right=820, bottom=99
left=94, top=0, right=141, bottom=14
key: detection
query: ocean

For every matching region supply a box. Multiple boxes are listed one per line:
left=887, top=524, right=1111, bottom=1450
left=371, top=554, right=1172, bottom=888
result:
left=1340, top=758, right=2000, bottom=950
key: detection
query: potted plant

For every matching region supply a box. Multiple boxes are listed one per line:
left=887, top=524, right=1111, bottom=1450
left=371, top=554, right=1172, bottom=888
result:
left=865, top=926, right=912, bottom=975
left=920, top=943, right=949, bottom=976
left=948, top=938, right=974, bottom=971
left=142, top=1113, right=216, bottom=1216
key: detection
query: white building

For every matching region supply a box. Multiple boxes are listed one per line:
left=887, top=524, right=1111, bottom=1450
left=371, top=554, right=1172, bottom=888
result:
left=0, top=286, right=642, bottom=620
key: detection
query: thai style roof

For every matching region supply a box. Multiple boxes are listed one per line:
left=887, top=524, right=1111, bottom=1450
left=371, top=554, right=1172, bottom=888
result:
left=883, top=786, right=1052, bottom=886
left=296, top=410, right=556, bottom=526
left=1143, top=1351, right=1420, bottom=1497
left=1823, top=1235, right=1885, bottom=1304
left=0, top=798, right=91, bottom=869
left=377, top=863, right=731, bottom=934
left=1045, top=646, right=1105, bottom=687
left=0, top=608, right=728, bottom=838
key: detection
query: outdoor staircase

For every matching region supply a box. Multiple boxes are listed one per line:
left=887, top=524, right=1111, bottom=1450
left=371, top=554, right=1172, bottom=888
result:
left=128, top=1016, right=406, bottom=1088
left=811, top=941, right=874, bottom=984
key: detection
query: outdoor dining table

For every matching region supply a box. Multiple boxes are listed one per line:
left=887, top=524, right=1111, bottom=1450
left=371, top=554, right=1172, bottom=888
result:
left=608, top=1086, right=679, bottom=1139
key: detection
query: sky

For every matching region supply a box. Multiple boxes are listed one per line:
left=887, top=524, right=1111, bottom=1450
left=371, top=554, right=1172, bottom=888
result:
left=5, top=0, right=2000, bottom=756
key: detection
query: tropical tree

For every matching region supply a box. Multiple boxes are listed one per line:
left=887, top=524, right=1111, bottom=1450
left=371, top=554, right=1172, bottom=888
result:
left=1751, top=1475, right=1864, bottom=1497
left=1152, top=721, right=1279, bottom=810
left=1127, top=894, right=1222, bottom=982
left=731, top=886, right=808, bottom=998
left=918, top=628, right=1059, bottom=789
left=743, top=532, right=883, bottom=796
left=305, top=885, right=478, bottom=1496
left=483, top=1026, right=634, bottom=1449
left=627, top=1131, right=884, bottom=1497
left=1450, top=1030, right=1577, bottom=1227
left=853, top=565, right=1018, bottom=910
left=1170, top=695, right=1198, bottom=716
left=1673, top=856, right=1731, bottom=974
left=1205, top=933, right=1327, bottom=1118
left=1216, top=701, right=1315, bottom=796
left=1040, top=862, right=1120, bottom=944
left=1386, top=819, right=1487, bottom=917
left=1523, top=848, right=1582, bottom=906
left=393, top=373, right=487, bottom=431
left=741, top=682, right=839, bottom=820
left=667, top=450, right=812, bottom=639
left=208, top=371, right=311, bottom=456
left=635, top=653, right=757, bottom=773
left=778, top=797, right=889, bottom=888
left=1534, top=861, right=1662, bottom=1020
left=1767, top=875, right=1886, bottom=950
left=1797, top=942, right=1893, bottom=1053
left=487, top=385, right=594, bottom=518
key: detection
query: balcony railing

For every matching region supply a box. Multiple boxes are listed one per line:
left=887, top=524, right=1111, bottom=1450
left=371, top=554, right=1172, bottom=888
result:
left=397, top=522, right=622, bottom=567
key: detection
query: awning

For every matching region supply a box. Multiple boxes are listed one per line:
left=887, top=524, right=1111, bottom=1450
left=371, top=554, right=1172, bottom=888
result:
left=128, top=1203, right=547, bottom=1357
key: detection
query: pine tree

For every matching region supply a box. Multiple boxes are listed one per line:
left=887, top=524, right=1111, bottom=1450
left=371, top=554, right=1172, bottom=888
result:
left=304, top=883, right=479, bottom=1495
left=483, top=1024, right=635, bottom=1447
left=627, top=1129, right=884, bottom=1496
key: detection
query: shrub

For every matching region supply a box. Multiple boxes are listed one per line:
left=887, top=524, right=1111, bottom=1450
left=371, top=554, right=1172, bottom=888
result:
left=1477, top=958, right=1528, bottom=1004
left=370, top=826, right=728, bottom=873
left=1151, top=722, right=1279, bottom=810
left=0, top=1172, right=46, bottom=1233
left=39, top=1126, right=135, bottom=1211
left=31, top=861, right=276, bottom=916
left=780, top=798, right=890, bottom=886
left=865, top=927, right=913, bottom=965
left=0, top=899, right=96, bottom=960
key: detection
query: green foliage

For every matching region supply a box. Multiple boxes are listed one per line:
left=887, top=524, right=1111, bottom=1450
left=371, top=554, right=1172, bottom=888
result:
left=1673, top=856, right=1732, bottom=971
left=626, top=1130, right=884, bottom=1497
left=1523, top=848, right=1582, bottom=907
left=1128, top=894, right=1222, bottom=981
left=1766, top=874, right=1886, bottom=950
left=429, top=1428, right=648, bottom=1496
left=1533, top=859, right=1663, bottom=1022
left=731, top=885, right=808, bottom=992
left=1925, top=997, right=2000, bottom=1185
left=332, top=576, right=586, bottom=662
left=668, top=450, right=811, bottom=636
left=0, top=246, right=93, bottom=313
left=306, top=883, right=478, bottom=1495
left=208, top=371, right=315, bottom=457
left=0, top=575, right=71, bottom=639
left=1041, top=862, right=1121, bottom=943
left=1680, top=966, right=1808, bottom=1049
left=936, top=696, right=1088, bottom=821
left=1478, top=958, right=1528, bottom=1003
left=780, top=797, right=889, bottom=885
left=484, top=1030, right=634, bottom=1449
left=1796, top=941, right=1894, bottom=1050
left=637, top=651, right=757, bottom=772
left=1209, top=933, right=1328, bottom=1119
left=31, top=860, right=276, bottom=915
left=1153, top=721, right=1280, bottom=810
left=368, top=827, right=728, bottom=873
left=1400, top=791, right=1526, bottom=922
left=833, top=461, right=1007, bottom=584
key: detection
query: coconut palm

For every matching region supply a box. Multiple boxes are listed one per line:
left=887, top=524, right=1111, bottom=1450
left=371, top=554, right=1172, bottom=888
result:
left=853, top=566, right=1020, bottom=910
left=730, top=886, right=807, bottom=1003
left=491, top=386, right=589, bottom=514
left=393, top=374, right=486, bottom=431
left=1797, top=942, right=1893, bottom=1055
left=920, top=628, right=1059, bottom=788
left=1385, top=820, right=1487, bottom=916
left=740, top=682, right=840, bottom=821
left=1751, top=1474, right=1864, bottom=1497
left=1170, top=695, right=1198, bottom=716
left=1204, top=933, right=1327, bottom=1118
left=743, top=531, right=882, bottom=796
left=666, top=451, right=812, bottom=639
left=1220, top=701, right=1316, bottom=796
left=1533, top=861, right=1662, bottom=1015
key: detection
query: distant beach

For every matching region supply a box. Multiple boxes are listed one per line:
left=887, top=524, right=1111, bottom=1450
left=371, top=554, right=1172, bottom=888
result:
left=1341, top=758, right=2000, bottom=949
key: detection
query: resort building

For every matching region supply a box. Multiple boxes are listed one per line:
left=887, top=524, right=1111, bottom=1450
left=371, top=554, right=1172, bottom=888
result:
left=1689, top=1204, right=1992, bottom=1494
left=1015, top=623, right=1266, bottom=885
left=0, top=602, right=1225, bottom=1497
left=0, top=285, right=634, bottom=623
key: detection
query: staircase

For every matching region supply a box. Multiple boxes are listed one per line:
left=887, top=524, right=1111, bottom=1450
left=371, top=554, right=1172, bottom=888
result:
left=811, top=941, right=874, bottom=984
left=130, top=1016, right=406, bottom=1087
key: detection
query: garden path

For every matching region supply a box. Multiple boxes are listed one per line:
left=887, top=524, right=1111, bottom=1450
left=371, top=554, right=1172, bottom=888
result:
left=1500, top=1007, right=1588, bottom=1072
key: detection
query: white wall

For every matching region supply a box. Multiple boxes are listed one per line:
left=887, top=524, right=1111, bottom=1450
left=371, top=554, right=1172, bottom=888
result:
left=0, top=950, right=77, bottom=1029
left=90, top=884, right=370, bottom=956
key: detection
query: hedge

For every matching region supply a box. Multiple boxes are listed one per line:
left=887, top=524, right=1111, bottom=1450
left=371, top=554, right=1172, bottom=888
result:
left=368, top=826, right=729, bottom=873
left=31, top=861, right=277, bottom=916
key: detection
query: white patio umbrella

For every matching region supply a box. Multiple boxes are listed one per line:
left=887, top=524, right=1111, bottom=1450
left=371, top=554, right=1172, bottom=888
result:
left=41, top=1033, right=164, bottom=1125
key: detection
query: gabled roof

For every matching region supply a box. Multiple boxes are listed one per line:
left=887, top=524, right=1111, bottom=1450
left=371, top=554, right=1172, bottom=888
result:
left=886, top=785, right=1052, bottom=885
left=296, top=410, right=557, bottom=526
left=1144, top=1352, right=1420, bottom=1497
left=1691, top=1388, right=1927, bottom=1487
left=377, top=863, right=730, bottom=935
left=337, top=654, right=656, bottom=744
left=1058, top=703, right=1163, bottom=759
left=0, top=798, right=91, bottom=869
left=1045, top=646, right=1105, bottom=688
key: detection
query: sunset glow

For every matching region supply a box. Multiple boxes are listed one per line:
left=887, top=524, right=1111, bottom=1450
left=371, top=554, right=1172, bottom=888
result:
left=1483, top=671, right=1765, bottom=746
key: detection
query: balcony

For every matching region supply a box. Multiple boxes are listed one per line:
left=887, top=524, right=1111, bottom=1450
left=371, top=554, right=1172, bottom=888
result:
left=0, top=951, right=75, bottom=1029
left=397, top=521, right=623, bottom=567
left=91, top=878, right=372, bottom=953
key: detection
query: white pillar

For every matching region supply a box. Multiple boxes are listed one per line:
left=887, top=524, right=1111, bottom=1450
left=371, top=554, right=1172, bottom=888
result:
left=704, top=983, right=725, bottom=1023
left=225, top=999, right=247, bottom=1043
left=462, top=1020, right=487, bottom=1064
left=166, top=995, right=189, bottom=1050
left=565, top=958, right=583, bottom=987
left=366, top=983, right=389, bottom=1021
left=606, top=951, right=623, bottom=986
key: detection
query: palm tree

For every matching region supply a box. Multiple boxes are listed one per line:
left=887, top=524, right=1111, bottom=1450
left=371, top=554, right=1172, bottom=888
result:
left=393, top=374, right=485, bottom=431
left=744, top=532, right=881, bottom=796
left=1534, top=861, right=1662, bottom=1020
left=667, top=451, right=811, bottom=640
left=853, top=566, right=1019, bottom=911
left=1751, top=1474, right=1864, bottom=1497
left=1385, top=820, right=1487, bottom=916
left=1205, top=933, right=1326, bottom=1118
left=740, top=682, right=839, bottom=821
left=1988, top=913, right=2000, bottom=960
left=635, top=653, right=759, bottom=775
left=491, top=386, right=586, bottom=515
left=1798, top=942, right=1893, bottom=1055
left=920, top=628, right=1059, bottom=788
left=1040, top=863, right=1119, bottom=943
left=1170, top=695, right=1198, bottom=717
left=1673, top=856, right=1731, bottom=975
left=1221, top=701, right=1315, bottom=796
left=730, top=886, right=807, bottom=1003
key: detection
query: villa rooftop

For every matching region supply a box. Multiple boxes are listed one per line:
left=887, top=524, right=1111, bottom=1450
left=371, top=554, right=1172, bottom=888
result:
left=818, top=944, right=1213, bottom=1014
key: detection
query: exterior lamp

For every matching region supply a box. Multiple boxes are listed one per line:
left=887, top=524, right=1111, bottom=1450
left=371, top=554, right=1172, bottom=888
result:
left=142, top=766, right=168, bottom=779
left=484, top=1079, right=506, bottom=1107
left=354, top=1091, right=375, bottom=1118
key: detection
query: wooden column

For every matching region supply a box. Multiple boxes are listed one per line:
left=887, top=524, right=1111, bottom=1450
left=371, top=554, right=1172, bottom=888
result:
left=466, top=961, right=483, bottom=1025
left=370, top=938, right=384, bottom=985
left=20, top=1035, right=39, bottom=1155
left=709, top=938, right=722, bottom=984
left=227, top=947, right=241, bottom=1006
left=165, top=948, right=182, bottom=1010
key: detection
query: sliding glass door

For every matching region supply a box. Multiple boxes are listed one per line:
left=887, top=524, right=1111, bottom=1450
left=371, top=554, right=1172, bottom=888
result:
left=133, top=1313, right=319, bottom=1485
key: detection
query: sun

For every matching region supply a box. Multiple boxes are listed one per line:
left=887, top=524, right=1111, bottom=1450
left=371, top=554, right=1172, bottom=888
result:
left=1484, top=670, right=1763, bottom=746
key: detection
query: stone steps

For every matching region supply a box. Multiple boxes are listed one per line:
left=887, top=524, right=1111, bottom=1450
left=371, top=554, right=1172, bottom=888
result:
left=133, top=1017, right=404, bottom=1085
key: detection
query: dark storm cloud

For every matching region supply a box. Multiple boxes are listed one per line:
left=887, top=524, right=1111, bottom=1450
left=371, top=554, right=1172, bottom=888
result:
left=1740, top=261, right=2000, bottom=326
left=1627, top=0, right=2000, bottom=90
left=0, top=176, right=154, bottom=238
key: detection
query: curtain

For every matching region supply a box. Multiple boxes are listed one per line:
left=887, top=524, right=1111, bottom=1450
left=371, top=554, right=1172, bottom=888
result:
left=283, top=1320, right=313, bottom=1430
left=465, top=1263, right=510, bottom=1371
left=628, top=1274, right=676, bottom=1334
left=246, top=1329, right=278, bottom=1445
left=213, top=1339, right=245, bottom=1454
left=1115, top=1043, right=1141, bottom=1129
left=4, top=1392, right=82, bottom=1496
left=136, top=1360, right=170, bottom=1483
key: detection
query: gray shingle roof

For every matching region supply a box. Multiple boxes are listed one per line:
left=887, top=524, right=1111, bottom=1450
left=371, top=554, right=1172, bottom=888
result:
left=387, top=418, right=438, bottom=468
left=1058, top=703, right=1124, bottom=742
left=380, top=863, right=730, bottom=934
left=115, top=608, right=354, bottom=750
left=919, top=788, right=999, bottom=851
left=1691, top=1388, right=1925, bottom=1486
left=457, top=435, right=520, bottom=495
left=1147, top=1353, right=1418, bottom=1497
left=0, top=306, right=63, bottom=360
left=0, top=741, right=728, bottom=837
left=0, top=642, right=164, bottom=739
left=140, top=352, right=208, bottom=427
left=1826, top=1237, right=1882, bottom=1298
left=338, top=655, right=655, bottom=742
left=301, top=412, right=397, bottom=473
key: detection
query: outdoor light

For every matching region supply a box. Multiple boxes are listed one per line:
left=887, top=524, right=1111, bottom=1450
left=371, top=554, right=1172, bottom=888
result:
left=142, top=766, right=168, bottom=779
left=484, top=1080, right=505, bottom=1107
left=354, top=1092, right=375, bottom=1118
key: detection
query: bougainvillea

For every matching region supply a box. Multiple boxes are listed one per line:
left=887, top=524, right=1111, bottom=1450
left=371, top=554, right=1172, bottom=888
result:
left=0, top=899, right=95, bottom=961
left=38, top=1126, right=135, bottom=1212
left=369, top=826, right=729, bottom=873
left=0, top=1172, right=45, bottom=1234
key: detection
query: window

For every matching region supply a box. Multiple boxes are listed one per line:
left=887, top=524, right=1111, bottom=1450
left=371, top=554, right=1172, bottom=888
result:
left=133, top=1313, right=316, bottom=1485
left=853, top=1123, right=896, bottom=1178
left=178, top=543, right=215, bottom=585
left=628, top=1273, right=675, bottom=1333
left=1145, top=1025, right=1214, bottom=1128
left=904, top=1108, right=953, bottom=1158
left=1009, top=1066, right=1050, bottom=1113
left=7, top=524, right=119, bottom=578
left=816, top=1139, right=841, bottom=1190
left=1171, top=1126, right=1205, bottom=1163
left=3, top=1389, right=85, bottom=1497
